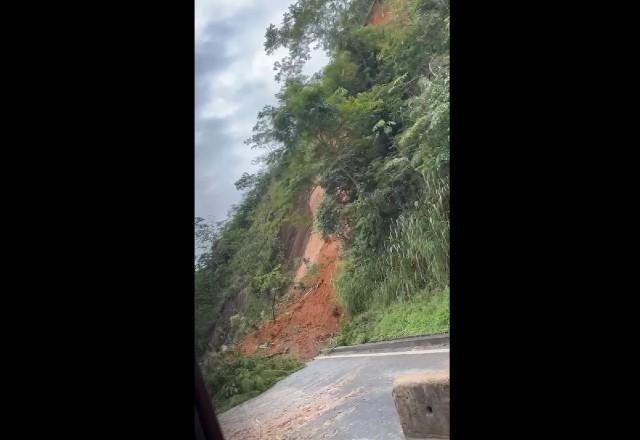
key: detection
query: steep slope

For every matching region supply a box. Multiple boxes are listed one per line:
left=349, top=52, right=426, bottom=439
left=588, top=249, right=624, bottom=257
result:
left=240, top=185, right=342, bottom=360
left=293, top=185, right=326, bottom=282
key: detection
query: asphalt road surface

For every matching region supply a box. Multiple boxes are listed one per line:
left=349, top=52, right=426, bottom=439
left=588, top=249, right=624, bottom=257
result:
left=218, top=345, right=449, bottom=439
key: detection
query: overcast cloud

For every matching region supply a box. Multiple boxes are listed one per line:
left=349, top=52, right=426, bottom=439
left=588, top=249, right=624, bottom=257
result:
left=195, top=0, right=329, bottom=225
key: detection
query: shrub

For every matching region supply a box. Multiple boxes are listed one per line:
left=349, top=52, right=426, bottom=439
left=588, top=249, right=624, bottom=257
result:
left=202, top=352, right=304, bottom=413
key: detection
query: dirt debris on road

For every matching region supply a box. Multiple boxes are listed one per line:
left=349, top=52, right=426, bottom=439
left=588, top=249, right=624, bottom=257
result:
left=220, top=367, right=364, bottom=440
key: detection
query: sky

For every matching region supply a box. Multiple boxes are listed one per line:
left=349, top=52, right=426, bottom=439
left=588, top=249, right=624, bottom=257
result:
left=195, top=0, right=329, bottom=226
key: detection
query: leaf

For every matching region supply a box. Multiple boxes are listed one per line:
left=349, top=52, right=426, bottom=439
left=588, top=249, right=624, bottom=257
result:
left=372, top=119, right=386, bottom=132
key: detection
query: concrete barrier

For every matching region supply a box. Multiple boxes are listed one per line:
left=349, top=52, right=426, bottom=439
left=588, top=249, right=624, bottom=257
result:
left=392, top=370, right=450, bottom=439
left=326, top=333, right=450, bottom=356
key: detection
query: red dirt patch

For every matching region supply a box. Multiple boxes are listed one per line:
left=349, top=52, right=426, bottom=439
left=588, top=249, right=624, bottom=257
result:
left=240, top=236, right=342, bottom=360
left=366, top=0, right=394, bottom=26
left=293, top=186, right=326, bottom=282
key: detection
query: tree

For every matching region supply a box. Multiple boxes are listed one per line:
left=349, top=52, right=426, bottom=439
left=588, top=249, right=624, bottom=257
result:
left=264, top=0, right=373, bottom=81
left=234, top=172, right=258, bottom=191
left=252, top=265, right=288, bottom=320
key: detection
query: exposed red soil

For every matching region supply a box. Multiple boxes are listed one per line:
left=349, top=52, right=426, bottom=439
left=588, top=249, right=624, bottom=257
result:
left=239, top=237, right=341, bottom=360
left=366, top=0, right=394, bottom=26
left=239, top=185, right=343, bottom=360
left=293, top=186, right=326, bottom=283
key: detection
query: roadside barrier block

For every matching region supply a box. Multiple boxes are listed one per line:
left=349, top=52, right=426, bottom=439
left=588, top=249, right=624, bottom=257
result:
left=392, top=370, right=450, bottom=439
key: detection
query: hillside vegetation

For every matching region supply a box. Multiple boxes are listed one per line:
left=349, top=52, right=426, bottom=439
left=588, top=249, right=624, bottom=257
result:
left=195, top=0, right=449, bottom=409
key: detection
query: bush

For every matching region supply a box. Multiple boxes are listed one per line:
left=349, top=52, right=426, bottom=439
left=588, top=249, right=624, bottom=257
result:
left=315, top=193, right=341, bottom=239
left=299, top=262, right=322, bottom=288
left=229, top=314, right=249, bottom=344
left=202, top=353, right=304, bottom=413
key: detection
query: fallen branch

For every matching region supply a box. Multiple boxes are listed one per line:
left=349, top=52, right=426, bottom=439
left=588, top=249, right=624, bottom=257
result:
left=298, top=279, right=324, bottom=302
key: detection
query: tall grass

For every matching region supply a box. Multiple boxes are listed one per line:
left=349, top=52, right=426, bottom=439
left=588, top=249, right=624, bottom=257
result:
left=334, top=288, right=449, bottom=346
left=334, top=177, right=449, bottom=315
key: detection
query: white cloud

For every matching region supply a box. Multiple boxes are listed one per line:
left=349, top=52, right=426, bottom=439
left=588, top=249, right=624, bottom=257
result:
left=215, top=70, right=238, bottom=90
left=201, top=96, right=240, bottom=119
left=195, top=0, right=257, bottom=41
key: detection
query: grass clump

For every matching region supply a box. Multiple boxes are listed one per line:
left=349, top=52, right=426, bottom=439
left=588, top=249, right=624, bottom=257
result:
left=202, top=353, right=304, bottom=413
left=298, top=262, right=322, bottom=288
left=335, top=289, right=449, bottom=346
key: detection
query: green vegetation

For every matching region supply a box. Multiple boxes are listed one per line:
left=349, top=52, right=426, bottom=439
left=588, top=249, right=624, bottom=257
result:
left=334, top=191, right=449, bottom=315
left=252, top=264, right=289, bottom=320
left=195, top=0, right=449, bottom=411
left=194, top=165, right=313, bottom=355
left=333, top=288, right=449, bottom=345
left=299, top=262, right=323, bottom=287
left=202, top=353, right=304, bottom=413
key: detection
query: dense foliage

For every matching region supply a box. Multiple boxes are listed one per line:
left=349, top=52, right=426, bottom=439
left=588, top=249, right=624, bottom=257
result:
left=195, top=0, right=449, bottom=364
left=202, top=352, right=304, bottom=413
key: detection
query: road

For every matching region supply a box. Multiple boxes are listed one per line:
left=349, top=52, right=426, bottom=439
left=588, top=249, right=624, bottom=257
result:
left=218, top=345, right=449, bottom=439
